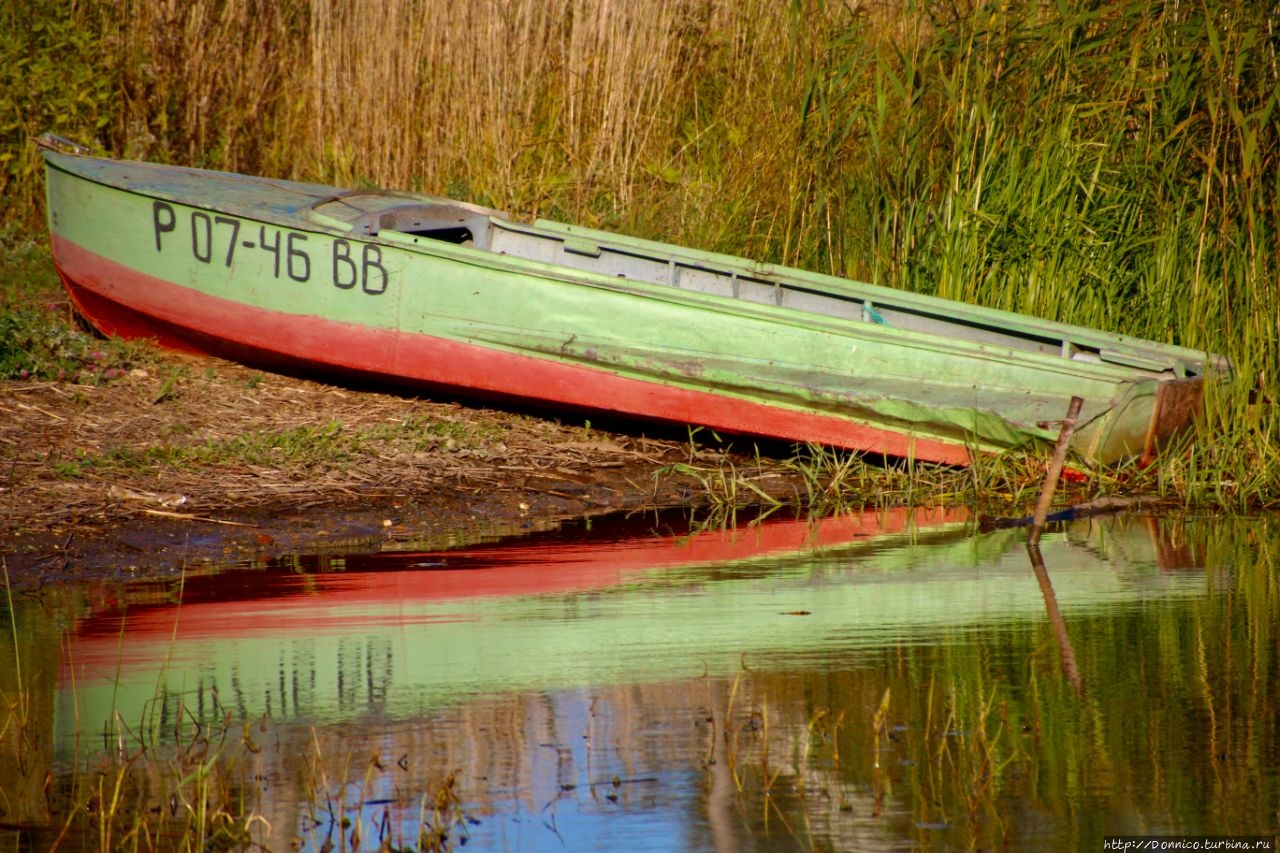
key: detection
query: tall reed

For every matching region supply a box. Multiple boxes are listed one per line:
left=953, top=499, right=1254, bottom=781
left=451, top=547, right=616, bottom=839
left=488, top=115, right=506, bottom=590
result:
left=799, top=1, right=1278, bottom=504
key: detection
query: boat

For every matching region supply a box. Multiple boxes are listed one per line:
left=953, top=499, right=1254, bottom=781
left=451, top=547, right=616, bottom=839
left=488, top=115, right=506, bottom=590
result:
left=39, top=135, right=1229, bottom=465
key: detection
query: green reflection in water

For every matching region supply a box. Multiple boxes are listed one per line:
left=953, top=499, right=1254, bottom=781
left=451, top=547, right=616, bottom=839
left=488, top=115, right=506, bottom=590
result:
left=2, top=513, right=1277, bottom=851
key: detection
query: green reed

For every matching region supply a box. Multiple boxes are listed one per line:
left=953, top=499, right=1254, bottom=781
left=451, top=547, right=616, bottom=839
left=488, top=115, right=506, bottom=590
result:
left=710, top=518, right=1280, bottom=849
left=801, top=0, right=1279, bottom=506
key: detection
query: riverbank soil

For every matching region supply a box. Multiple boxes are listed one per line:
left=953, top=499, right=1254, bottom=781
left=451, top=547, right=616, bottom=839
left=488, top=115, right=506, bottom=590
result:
left=2, top=354, right=801, bottom=582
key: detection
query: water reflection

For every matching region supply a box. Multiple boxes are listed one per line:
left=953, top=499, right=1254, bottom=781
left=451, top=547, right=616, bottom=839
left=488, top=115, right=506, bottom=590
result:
left=3, top=510, right=1277, bottom=851
left=1027, top=543, right=1083, bottom=694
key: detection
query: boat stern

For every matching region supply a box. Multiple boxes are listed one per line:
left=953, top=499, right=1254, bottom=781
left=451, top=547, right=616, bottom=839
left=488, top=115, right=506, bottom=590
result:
left=1073, top=374, right=1210, bottom=465
left=1140, top=375, right=1207, bottom=463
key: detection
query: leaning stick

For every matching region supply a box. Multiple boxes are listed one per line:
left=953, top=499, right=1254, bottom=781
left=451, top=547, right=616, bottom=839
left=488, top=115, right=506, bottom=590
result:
left=1028, top=396, right=1084, bottom=547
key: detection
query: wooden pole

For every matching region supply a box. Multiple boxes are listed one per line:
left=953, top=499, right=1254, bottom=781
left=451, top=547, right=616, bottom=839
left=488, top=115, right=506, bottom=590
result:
left=1028, top=395, right=1084, bottom=547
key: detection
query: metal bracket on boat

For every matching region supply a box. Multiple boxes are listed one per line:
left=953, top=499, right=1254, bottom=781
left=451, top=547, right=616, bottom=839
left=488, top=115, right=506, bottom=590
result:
left=562, top=236, right=601, bottom=258
left=1099, top=348, right=1187, bottom=376
left=35, top=133, right=91, bottom=155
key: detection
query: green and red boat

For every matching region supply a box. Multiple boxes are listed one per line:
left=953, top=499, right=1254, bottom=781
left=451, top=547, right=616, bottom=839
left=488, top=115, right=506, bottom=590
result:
left=40, top=136, right=1228, bottom=465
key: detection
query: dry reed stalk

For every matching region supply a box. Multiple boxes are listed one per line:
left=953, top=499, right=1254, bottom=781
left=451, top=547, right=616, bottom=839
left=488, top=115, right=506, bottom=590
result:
left=301, top=0, right=708, bottom=208
left=122, top=0, right=302, bottom=171
left=117, top=0, right=817, bottom=230
left=308, top=0, right=431, bottom=185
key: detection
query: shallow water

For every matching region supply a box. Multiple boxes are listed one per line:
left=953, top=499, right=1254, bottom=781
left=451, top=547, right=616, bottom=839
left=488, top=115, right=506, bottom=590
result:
left=3, top=508, right=1278, bottom=851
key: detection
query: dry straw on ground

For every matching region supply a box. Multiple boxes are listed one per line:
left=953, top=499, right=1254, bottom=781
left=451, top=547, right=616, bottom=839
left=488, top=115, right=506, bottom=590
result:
left=0, top=354, right=747, bottom=541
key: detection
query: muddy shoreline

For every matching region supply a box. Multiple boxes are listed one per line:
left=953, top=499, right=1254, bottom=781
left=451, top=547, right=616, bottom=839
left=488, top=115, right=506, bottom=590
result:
left=2, top=353, right=802, bottom=583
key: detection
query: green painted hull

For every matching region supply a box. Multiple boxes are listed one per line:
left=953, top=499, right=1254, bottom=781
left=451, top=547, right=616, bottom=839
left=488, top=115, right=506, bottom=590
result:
left=41, top=141, right=1228, bottom=464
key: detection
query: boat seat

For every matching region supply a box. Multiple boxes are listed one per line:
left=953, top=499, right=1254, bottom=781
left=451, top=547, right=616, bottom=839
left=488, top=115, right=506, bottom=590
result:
left=311, top=192, right=504, bottom=248
left=347, top=203, right=496, bottom=247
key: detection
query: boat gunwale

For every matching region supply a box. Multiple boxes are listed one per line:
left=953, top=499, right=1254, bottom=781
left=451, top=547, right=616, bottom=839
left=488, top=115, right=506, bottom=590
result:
left=524, top=217, right=1228, bottom=373
left=41, top=148, right=1225, bottom=463
left=39, top=152, right=1203, bottom=467
left=40, top=150, right=1220, bottom=464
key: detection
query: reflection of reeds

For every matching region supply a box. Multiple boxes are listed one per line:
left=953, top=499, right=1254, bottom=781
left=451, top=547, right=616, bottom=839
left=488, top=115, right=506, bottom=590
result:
left=728, top=515, right=1280, bottom=847
left=2, top=558, right=26, bottom=731
left=1, top=559, right=60, bottom=833
left=41, top=711, right=478, bottom=852
left=712, top=666, right=1030, bottom=848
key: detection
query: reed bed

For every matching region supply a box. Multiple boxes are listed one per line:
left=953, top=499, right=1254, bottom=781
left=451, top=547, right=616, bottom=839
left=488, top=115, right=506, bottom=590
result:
left=3, top=0, right=1277, bottom=507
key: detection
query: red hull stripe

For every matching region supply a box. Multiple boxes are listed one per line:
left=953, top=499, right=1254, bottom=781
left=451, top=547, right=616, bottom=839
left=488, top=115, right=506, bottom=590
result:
left=51, top=234, right=971, bottom=464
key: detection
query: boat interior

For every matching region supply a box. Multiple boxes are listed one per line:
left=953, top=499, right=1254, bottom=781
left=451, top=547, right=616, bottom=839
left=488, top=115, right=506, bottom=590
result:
left=310, top=192, right=1219, bottom=381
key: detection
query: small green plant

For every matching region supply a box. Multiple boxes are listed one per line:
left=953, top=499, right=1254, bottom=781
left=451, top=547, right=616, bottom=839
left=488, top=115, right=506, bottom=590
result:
left=782, top=443, right=873, bottom=513
left=0, top=303, right=99, bottom=382
left=0, top=244, right=157, bottom=384
left=653, top=429, right=786, bottom=513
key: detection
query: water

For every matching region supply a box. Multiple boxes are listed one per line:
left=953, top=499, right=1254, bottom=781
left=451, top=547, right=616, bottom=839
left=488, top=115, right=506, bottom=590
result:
left=3, top=508, right=1278, bottom=851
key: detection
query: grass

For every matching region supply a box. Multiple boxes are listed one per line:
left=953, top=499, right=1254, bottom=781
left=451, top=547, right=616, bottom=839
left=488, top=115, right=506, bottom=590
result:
left=54, top=416, right=501, bottom=477
left=1, top=0, right=1277, bottom=509
left=0, top=239, right=155, bottom=384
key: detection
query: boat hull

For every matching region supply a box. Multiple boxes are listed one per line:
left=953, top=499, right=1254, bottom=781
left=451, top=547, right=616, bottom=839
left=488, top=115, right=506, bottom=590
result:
left=41, top=146, right=1226, bottom=465
left=50, top=234, right=977, bottom=463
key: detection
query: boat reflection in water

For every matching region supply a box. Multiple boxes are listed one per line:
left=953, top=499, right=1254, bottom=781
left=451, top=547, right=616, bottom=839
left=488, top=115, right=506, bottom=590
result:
left=45, top=508, right=1225, bottom=852
left=60, top=508, right=1196, bottom=738
left=62, top=508, right=967, bottom=731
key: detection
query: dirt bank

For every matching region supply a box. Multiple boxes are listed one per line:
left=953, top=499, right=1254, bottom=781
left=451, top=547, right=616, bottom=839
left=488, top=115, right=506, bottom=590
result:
left=2, top=354, right=800, bottom=582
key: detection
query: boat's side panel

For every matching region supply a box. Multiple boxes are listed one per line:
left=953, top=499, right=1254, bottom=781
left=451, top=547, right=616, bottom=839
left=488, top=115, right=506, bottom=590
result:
left=50, top=234, right=977, bottom=463
left=529, top=220, right=1229, bottom=376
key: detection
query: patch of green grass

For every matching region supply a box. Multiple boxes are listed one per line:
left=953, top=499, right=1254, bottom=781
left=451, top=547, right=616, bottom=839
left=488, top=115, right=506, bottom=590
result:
left=51, top=458, right=85, bottom=478
left=0, top=303, right=155, bottom=384
left=44, top=414, right=510, bottom=484
left=0, top=241, right=159, bottom=384
left=409, top=416, right=508, bottom=454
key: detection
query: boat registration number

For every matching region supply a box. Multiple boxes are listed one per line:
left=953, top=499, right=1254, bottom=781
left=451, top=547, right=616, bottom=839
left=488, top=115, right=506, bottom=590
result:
left=152, top=201, right=388, bottom=295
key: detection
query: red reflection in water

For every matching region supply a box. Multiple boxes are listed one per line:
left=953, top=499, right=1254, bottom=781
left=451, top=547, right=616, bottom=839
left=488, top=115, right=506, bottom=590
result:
left=66, top=506, right=968, bottom=673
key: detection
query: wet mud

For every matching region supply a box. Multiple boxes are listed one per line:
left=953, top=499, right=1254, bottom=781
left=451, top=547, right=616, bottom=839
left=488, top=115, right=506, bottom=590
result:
left=2, top=355, right=798, bottom=583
